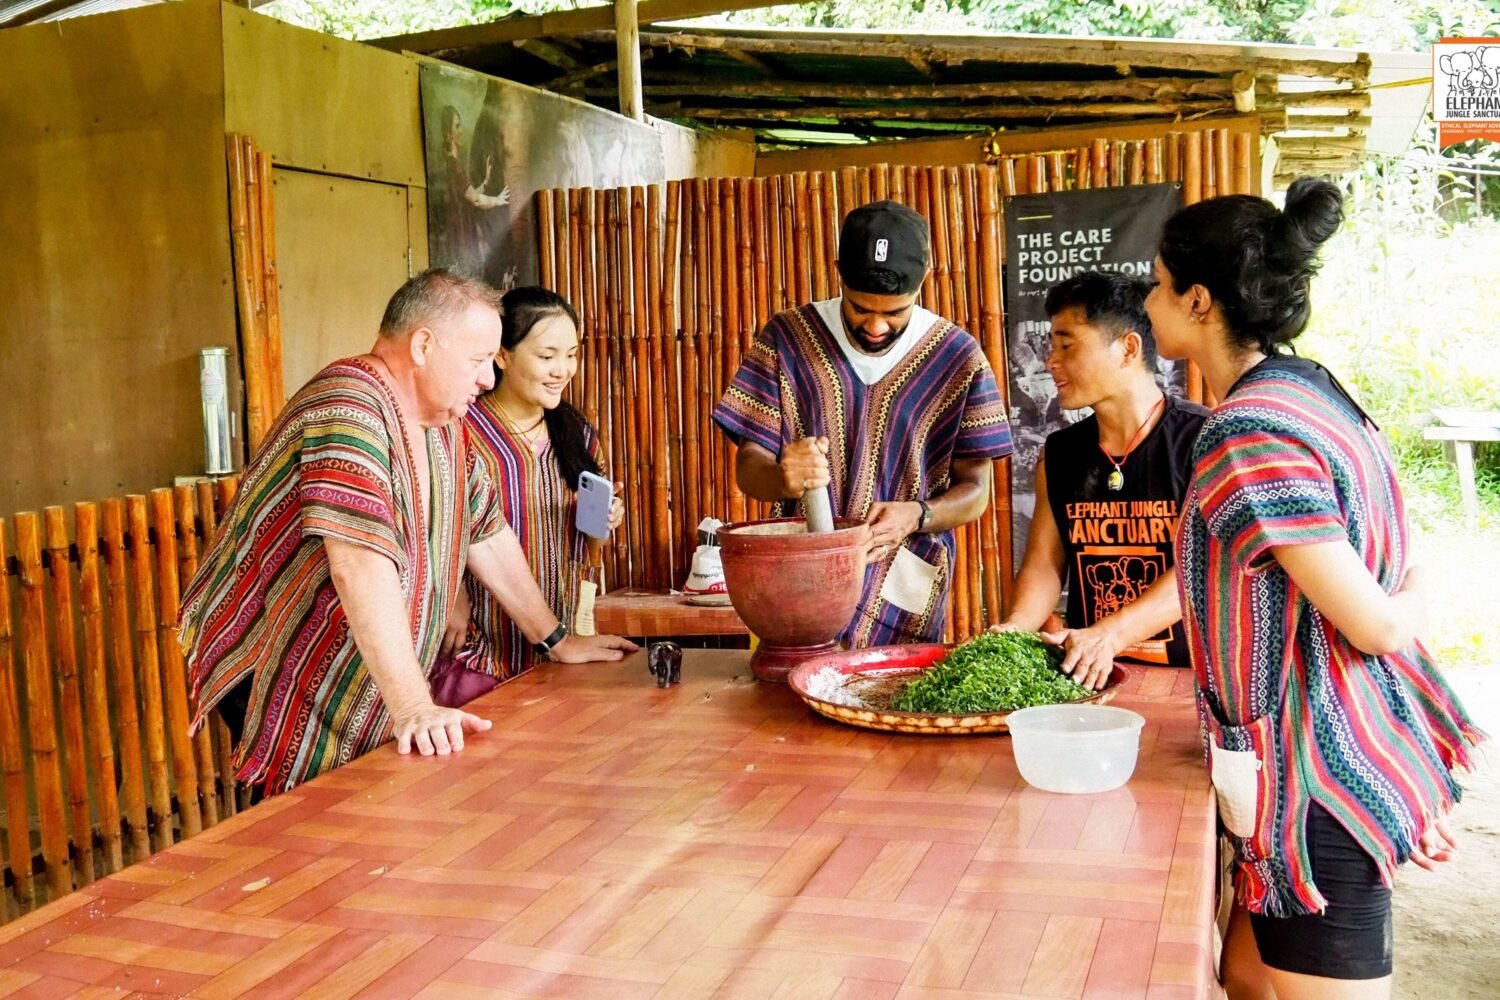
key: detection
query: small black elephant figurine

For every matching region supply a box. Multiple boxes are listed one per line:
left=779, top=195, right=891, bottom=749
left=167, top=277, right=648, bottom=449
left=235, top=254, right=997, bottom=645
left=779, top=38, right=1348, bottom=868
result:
left=648, top=641, right=683, bottom=687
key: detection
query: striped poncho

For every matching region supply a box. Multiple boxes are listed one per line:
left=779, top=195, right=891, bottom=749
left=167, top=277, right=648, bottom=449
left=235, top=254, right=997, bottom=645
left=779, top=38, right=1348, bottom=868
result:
left=1175, top=357, right=1483, bottom=916
left=181, top=358, right=504, bottom=794
left=714, top=303, right=1013, bottom=646
left=457, top=393, right=601, bottom=680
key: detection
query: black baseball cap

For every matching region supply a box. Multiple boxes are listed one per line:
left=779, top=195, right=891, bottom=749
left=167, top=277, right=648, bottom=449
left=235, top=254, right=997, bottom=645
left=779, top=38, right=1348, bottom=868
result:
left=837, top=200, right=931, bottom=295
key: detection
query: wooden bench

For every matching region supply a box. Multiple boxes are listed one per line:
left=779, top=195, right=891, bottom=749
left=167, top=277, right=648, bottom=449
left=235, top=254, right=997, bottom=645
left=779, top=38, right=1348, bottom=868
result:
left=1421, top=409, right=1500, bottom=521
left=593, top=588, right=747, bottom=638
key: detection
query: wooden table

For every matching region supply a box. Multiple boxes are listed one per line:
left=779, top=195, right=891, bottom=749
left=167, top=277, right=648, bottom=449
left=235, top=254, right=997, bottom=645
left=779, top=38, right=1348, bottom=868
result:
left=595, top=589, right=747, bottom=638
left=0, top=652, right=1217, bottom=1000
left=1422, top=411, right=1500, bottom=522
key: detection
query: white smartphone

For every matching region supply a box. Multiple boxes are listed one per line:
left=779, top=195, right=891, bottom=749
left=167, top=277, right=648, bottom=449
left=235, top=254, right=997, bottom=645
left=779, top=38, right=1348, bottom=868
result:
left=576, top=471, right=614, bottom=540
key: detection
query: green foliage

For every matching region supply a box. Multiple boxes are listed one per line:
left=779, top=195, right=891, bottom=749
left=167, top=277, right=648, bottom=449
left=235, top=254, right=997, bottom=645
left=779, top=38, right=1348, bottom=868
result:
left=1296, top=123, right=1500, bottom=538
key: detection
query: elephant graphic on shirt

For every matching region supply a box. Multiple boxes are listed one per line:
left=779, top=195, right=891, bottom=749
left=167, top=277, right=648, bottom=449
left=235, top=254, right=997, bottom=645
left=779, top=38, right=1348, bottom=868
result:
left=1085, top=556, right=1163, bottom=617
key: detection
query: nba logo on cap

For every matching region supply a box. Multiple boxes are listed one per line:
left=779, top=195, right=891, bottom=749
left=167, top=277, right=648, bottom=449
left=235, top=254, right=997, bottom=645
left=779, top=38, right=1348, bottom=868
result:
left=874, top=238, right=889, bottom=262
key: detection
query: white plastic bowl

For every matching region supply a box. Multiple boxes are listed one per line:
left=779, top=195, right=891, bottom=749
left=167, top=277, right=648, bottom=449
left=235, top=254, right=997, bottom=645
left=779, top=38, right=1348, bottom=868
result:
left=1006, top=704, right=1146, bottom=794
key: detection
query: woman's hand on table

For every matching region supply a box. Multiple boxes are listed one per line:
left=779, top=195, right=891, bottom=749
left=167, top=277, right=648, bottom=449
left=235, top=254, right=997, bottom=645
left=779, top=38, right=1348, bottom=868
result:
left=392, top=702, right=492, bottom=756
left=1410, top=814, right=1460, bottom=871
left=1040, top=621, right=1120, bottom=691
left=441, top=586, right=471, bottom=657
left=550, top=633, right=639, bottom=663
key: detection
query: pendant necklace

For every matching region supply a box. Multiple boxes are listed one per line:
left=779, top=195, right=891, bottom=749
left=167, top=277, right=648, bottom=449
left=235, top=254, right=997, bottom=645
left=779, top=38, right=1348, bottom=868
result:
left=1100, top=395, right=1166, bottom=492
left=497, top=402, right=546, bottom=452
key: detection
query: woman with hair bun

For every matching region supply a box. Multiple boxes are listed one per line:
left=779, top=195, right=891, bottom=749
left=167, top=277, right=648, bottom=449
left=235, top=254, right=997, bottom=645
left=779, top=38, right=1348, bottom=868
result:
left=1147, top=178, right=1483, bottom=999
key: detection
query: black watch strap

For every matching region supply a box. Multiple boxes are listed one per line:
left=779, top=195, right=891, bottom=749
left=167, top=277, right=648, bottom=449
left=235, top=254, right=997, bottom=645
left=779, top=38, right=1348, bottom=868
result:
left=533, top=623, right=568, bottom=658
left=916, top=500, right=933, bottom=532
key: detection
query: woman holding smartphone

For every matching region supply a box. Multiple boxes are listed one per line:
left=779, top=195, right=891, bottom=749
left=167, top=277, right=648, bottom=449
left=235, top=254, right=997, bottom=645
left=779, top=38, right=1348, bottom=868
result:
left=444, top=286, right=625, bottom=680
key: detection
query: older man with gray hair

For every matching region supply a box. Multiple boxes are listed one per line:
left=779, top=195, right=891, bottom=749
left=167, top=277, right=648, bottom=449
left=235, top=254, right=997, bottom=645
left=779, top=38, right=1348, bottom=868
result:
left=182, top=269, right=634, bottom=796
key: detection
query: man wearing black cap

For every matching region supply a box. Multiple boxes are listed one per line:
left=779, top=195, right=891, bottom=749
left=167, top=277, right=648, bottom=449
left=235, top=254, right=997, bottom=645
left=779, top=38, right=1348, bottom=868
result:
left=714, top=201, right=1014, bottom=647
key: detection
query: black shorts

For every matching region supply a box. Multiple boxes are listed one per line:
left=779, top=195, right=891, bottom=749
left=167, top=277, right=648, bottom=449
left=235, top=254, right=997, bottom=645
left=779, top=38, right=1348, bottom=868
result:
left=1250, top=801, right=1393, bottom=980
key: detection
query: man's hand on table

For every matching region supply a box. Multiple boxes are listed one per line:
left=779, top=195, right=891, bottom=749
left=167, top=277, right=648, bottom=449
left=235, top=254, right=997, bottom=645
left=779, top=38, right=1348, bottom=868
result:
left=392, top=702, right=492, bottom=756
left=549, top=633, right=639, bottom=663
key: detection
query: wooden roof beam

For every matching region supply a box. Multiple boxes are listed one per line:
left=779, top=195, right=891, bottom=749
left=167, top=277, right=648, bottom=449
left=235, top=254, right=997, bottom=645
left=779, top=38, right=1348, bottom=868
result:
left=608, top=30, right=1369, bottom=82
left=370, top=0, right=795, bottom=55
left=516, top=38, right=583, bottom=72
left=666, top=98, right=1237, bottom=121
left=610, top=77, right=1236, bottom=101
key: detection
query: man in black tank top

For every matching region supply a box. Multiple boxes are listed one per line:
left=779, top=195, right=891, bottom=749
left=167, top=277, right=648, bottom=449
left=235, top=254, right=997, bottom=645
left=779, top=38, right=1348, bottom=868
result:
left=994, top=272, right=1207, bottom=687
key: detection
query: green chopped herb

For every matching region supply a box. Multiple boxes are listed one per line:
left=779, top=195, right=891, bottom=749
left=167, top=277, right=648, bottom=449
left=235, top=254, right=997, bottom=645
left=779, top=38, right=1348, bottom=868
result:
left=891, top=631, right=1091, bottom=714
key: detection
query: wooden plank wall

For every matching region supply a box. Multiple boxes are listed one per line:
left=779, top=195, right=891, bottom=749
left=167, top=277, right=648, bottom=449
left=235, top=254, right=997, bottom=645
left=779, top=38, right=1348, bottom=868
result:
left=0, top=479, right=242, bottom=922
left=534, top=126, right=1256, bottom=634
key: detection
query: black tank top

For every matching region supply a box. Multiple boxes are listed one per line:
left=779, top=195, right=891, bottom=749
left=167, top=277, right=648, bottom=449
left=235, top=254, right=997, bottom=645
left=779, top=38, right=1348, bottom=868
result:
left=1044, top=394, right=1209, bottom=667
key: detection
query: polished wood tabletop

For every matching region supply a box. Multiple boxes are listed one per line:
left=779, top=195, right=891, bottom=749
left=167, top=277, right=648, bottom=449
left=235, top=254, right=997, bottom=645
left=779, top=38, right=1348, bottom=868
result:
left=0, top=651, right=1216, bottom=1000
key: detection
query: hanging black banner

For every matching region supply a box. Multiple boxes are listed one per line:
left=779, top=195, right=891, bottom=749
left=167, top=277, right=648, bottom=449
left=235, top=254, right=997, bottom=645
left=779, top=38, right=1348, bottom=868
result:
left=1003, top=182, right=1183, bottom=564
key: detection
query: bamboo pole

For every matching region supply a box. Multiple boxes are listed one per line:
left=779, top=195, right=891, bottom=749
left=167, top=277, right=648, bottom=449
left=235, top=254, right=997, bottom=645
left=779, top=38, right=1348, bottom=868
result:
left=791, top=173, right=813, bottom=307
left=999, top=157, right=1017, bottom=198
left=962, top=165, right=983, bottom=340
left=977, top=167, right=1012, bottom=616
left=150, top=490, right=201, bottom=839
left=694, top=179, right=717, bottom=526
left=1216, top=127, right=1234, bottom=196
left=751, top=178, right=772, bottom=340
left=808, top=172, right=829, bottom=305
left=1233, top=131, right=1254, bottom=195
left=928, top=169, right=954, bottom=322
left=126, top=496, right=173, bottom=852
left=912, top=168, right=937, bottom=308
left=0, top=520, right=36, bottom=911
left=101, top=500, right=149, bottom=862
left=581, top=193, right=602, bottom=430
left=743, top=176, right=765, bottom=525
left=721, top=178, right=747, bottom=525
left=1182, top=132, right=1206, bottom=405
left=1128, top=141, right=1146, bottom=186
left=819, top=171, right=839, bottom=300
left=1203, top=128, right=1219, bottom=201
left=1166, top=132, right=1183, bottom=184
left=873, top=163, right=891, bottom=202
left=194, top=481, right=236, bottom=819
left=627, top=187, right=653, bottom=586
left=952, top=521, right=971, bottom=640
left=890, top=163, right=906, bottom=203
left=14, top=513, right=73, bottom=901
left=837, top=166, right=858, bottom=228
left=706, top=179, right=729, bottom=528
left=680, top=184, right=703, bottom=550
left=1025, top=155, right=1046, bottom=195
left=175, top=487, right=218, bottom=828
left=662, top=181, right=686, bottom=579
left=257, top=150, right=285, bottom=414
left=647, top=184, right=672, bottom=589
left=1146, top=137, right=1165, bottom=184
left=738, top=177, right=759, bottom=352
left=538, top=188, right=557, bottom=290
left=1110, top=140, right=1128, bottom=187
left=1073, top=147, right=1091, bottom=191
left=227, top=137, right=269, bottom=449
left=947, top=167, right=970, bottom=334
left=604, top=190, right=631, bottom=585
left=1047, top=151, right=1067, bottom=192
left=43, top=508, right=95, bottom=886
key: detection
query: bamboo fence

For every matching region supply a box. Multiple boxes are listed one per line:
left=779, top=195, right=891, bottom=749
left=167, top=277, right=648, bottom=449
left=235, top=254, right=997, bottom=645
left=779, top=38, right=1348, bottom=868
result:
left=0, top=479, right=241, bottom=922
left=535, top=126, right=1254, bottom=634
left=227, top=133, right=286, bottom=451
